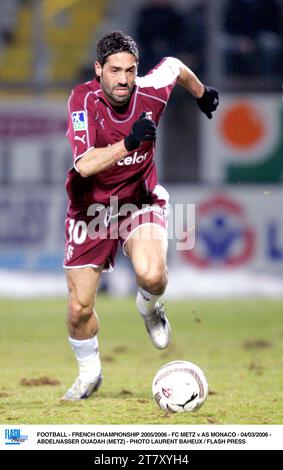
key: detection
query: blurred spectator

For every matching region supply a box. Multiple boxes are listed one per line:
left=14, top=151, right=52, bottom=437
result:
left=183, top=0, right=207, bottom=80
left=0, top=0, right=20, bottom=45
left=135, top=0, right=186, bottom=75
left=221, top=0, right=282, bottom=77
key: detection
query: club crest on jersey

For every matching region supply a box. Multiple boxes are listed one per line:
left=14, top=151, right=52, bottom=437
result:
left=72, top=111, right=86, bottom=131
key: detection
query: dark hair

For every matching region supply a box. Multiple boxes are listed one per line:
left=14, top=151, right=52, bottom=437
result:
left=96, top=30, right=139, bottom=66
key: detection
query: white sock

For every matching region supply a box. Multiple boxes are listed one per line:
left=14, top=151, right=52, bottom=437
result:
left=68, top=336, right=101, bottom=383
left=136, top=287, right=160, bottom=316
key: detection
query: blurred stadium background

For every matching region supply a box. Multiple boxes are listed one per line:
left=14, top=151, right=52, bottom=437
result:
left=0, top=0, right=283, bottom=300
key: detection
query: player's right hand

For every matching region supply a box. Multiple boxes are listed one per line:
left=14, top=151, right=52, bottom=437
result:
left=124, top=112, right=156, bottom=151
left=196, top=86, right=219, bottom=119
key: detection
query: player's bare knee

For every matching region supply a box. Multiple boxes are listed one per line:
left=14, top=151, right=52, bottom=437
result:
left=137, top=265, right=168, bottom=295
left=68, top=299, right=97, bottom=331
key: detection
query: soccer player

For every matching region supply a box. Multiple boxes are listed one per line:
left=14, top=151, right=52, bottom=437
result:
left=62, top=31, right=219, bottom=400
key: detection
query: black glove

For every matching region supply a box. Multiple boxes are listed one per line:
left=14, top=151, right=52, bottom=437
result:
left=124, top=112, right=156, bottom=151
left=196, top=86, right=219, bottom=119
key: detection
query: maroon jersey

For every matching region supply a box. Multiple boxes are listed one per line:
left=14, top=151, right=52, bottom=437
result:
left=66, top=57, right=180, bottom=211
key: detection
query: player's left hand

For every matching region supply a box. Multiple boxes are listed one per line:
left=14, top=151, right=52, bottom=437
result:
left=196, top=86, right=219, bottom=119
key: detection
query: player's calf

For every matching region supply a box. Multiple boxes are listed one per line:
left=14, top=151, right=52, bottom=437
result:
left=67, top=299, right=99, bottom=336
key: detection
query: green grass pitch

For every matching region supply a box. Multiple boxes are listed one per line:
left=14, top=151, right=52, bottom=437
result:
left=0, top=296, right=282, bottom=424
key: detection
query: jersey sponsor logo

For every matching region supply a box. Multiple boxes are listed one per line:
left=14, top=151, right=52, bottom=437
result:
left=72, top=111, right=86, bottom=131
left=117, top=151, right=148, bottom=166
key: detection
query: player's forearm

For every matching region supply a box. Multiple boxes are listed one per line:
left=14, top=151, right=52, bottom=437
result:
left=176, top=62, right=205, bottom=99
left=76, top=140, right=129, bottom=177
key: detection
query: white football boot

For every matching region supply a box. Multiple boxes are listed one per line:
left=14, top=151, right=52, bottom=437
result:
left=62, top=373, right=102, bottom=400
left=142, top=303, right=171, bottom=349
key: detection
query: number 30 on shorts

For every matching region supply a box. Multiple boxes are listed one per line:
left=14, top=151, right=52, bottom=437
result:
left=68, top=219, right=88, bottom=244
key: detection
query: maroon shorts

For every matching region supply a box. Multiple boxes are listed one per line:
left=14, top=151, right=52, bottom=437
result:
left=63, top=185, right=169, bottom=271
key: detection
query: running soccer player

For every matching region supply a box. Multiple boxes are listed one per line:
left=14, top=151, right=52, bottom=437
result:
left=63, top=31, right=219, bottom=400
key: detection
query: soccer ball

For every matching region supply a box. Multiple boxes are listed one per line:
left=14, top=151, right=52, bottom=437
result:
left=152, top=360, right=208, bottom=413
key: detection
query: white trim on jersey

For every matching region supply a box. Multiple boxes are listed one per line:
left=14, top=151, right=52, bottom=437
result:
left=63, top=263, right=114, bottom=273
left=73, top=147, right=94, bottom=172
left=66, top=92, right=74, bottom=137
left=83, top=91, right=92, bottom=147
left=136, top=57, right=181, bottom=90
left=106, top=89, right=139, bottom=123
left=137, top=91, right=167, bottom=105
left=92, top=89, right=102, bottom=98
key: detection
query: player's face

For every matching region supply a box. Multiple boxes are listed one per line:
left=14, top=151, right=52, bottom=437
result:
left=95, top=52, right=137, bottom=106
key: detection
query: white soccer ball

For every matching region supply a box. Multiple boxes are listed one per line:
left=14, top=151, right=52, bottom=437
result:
left=152, top=360, right=208, bottom=413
